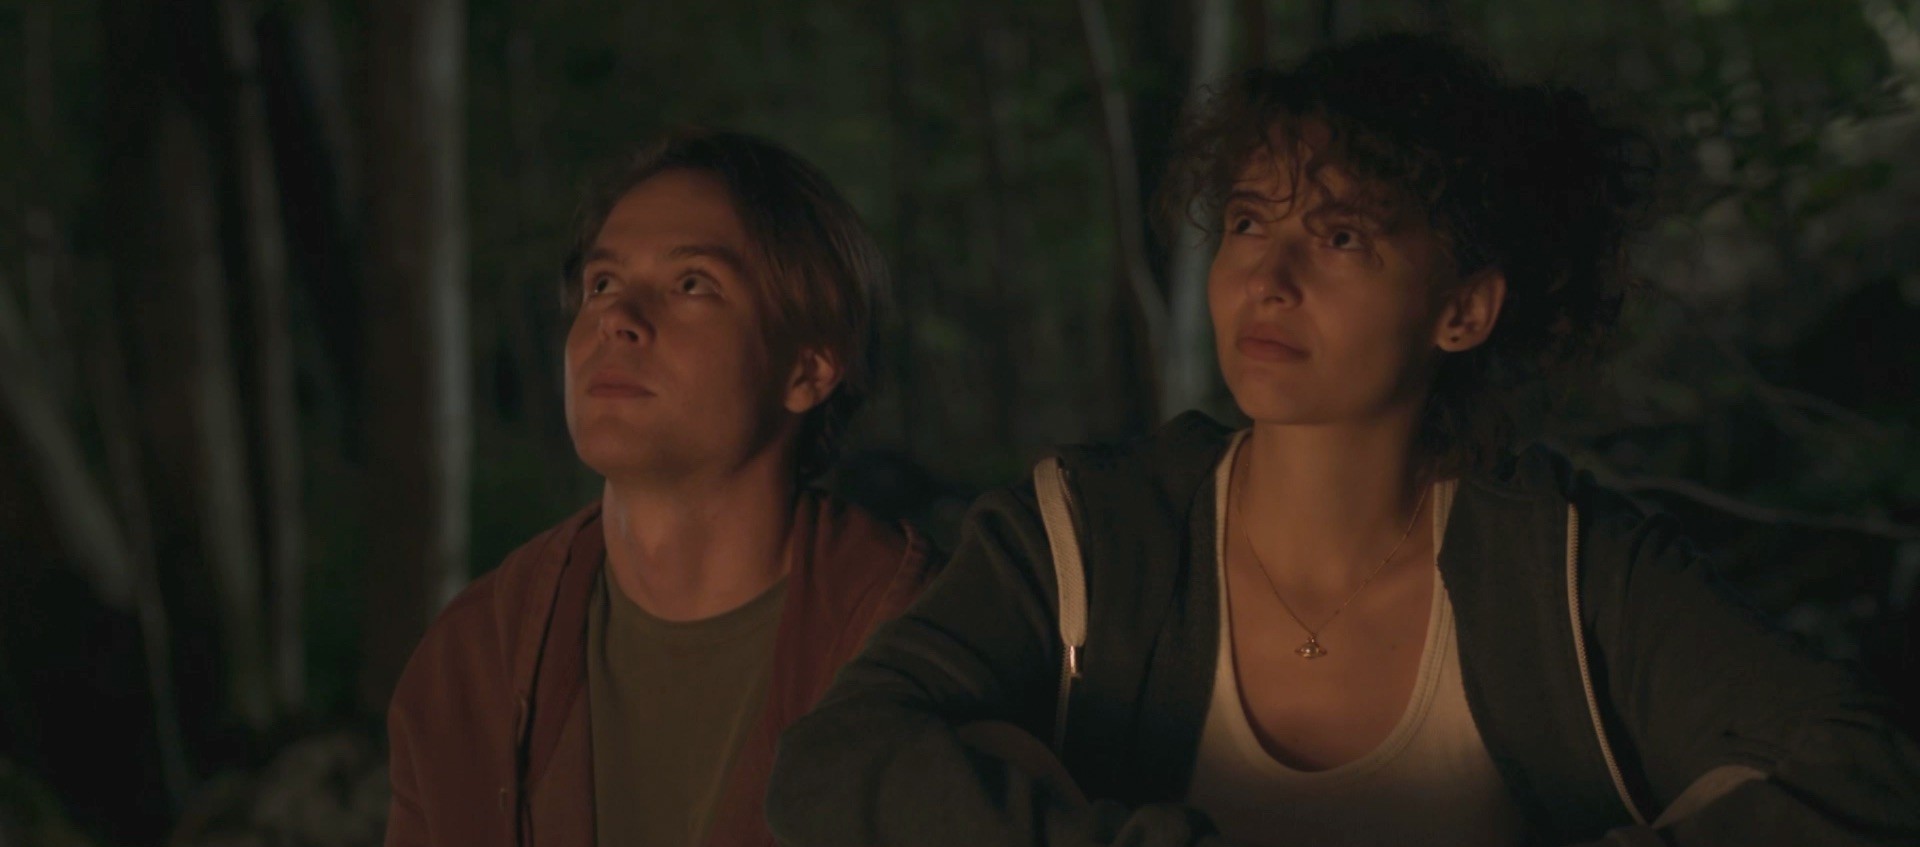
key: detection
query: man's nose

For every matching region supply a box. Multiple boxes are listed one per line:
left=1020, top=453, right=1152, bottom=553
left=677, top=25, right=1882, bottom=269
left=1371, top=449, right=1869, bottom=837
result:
left=596, top=291, right=654, bottom=343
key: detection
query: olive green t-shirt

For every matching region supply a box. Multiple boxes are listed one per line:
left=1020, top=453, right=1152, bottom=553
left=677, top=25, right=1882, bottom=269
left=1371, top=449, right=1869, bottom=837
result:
left=586, top=566, right=786, bottom=847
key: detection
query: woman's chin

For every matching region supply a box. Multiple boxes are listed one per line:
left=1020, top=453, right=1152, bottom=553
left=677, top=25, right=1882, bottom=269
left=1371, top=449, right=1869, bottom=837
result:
left=1226, top=385, right=1322, bottom=427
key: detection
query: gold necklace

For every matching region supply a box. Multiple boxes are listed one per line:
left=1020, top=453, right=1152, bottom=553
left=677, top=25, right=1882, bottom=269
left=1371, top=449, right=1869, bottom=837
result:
left=1232, top=460, right=1429, bottom=660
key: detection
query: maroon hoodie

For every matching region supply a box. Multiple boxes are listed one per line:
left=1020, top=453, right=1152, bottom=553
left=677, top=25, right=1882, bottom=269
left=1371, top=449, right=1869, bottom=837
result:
left=385, top=492, right=929, bottom=847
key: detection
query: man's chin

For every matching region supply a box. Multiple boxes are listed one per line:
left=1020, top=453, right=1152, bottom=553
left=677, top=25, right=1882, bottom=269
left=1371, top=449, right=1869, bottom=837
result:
left=572, top=434, right=688, bottom=483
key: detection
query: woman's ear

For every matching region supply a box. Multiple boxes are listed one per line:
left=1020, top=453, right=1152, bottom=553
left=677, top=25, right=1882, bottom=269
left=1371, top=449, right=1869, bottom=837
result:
left=1434, top=268, right=1506, bottom=352
left=783, top=347, right=845, bottom=415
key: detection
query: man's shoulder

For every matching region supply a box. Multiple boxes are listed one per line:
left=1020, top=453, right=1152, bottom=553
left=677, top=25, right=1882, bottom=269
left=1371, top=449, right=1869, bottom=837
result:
left=804, top=491, right=927, bottom=578
left=391, top=503, right=602, bottom=714
left=796, top=492, right=933, bottom=624
left=427, top=501, right=600, bottom=644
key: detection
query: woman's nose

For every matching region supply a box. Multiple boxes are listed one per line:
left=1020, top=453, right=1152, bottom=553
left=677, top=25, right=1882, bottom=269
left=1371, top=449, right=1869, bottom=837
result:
left=1246, top=240, right=1302, bottom=306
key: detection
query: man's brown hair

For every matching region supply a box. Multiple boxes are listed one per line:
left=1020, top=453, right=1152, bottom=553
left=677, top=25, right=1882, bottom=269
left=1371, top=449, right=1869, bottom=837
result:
left=561, top=129, right=887, bottom=479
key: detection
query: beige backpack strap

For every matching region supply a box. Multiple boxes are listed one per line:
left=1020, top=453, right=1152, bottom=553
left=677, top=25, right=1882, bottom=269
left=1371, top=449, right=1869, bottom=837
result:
left=1032, top=457, right=1087, bottom=753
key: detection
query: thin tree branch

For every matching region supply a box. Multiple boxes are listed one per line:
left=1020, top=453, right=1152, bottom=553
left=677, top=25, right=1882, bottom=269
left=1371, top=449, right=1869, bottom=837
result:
left=1641, top=281, right=1902, bottom=440
left=80, top=273, right=194, bottom=807
left=1609, top=471, right=1920, bottom=542
left=0, top=280, right=135, bottom=610
left=0, top=270, right=191, bottom=805
left=1552, top=437, right=1920, bottom=542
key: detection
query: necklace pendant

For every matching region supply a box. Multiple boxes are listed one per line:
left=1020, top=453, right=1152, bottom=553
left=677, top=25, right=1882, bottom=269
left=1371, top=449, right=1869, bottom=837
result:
left=1295, top=638, right=1328, bottom=659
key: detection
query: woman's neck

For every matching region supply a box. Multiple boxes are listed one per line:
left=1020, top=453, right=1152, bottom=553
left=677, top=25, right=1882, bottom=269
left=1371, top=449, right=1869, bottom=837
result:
left=1234, top=417, right=1434, bottom=595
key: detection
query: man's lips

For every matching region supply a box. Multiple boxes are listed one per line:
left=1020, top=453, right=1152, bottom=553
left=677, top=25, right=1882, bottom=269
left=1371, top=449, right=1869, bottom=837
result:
left=1236, top=331, right=1308, bottom=362
left=585, top=374, right=653, bottom=398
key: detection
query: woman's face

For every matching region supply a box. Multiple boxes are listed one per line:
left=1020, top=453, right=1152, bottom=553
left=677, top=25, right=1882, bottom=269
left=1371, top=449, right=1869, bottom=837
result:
left=1207, top=142, right=1491, bottom=430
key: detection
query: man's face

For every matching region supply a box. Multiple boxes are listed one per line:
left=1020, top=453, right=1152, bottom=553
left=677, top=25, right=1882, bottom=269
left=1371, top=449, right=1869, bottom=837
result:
left=1207, top=140, right=1459, bottom=428
left=564, top=169, right=793, bottom=483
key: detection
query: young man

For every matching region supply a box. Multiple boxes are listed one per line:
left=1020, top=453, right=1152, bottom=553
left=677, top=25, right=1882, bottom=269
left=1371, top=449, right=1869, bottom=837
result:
left=384, top=131, right=929, bottom=847
left=767, top=34, right=1920, bottom=847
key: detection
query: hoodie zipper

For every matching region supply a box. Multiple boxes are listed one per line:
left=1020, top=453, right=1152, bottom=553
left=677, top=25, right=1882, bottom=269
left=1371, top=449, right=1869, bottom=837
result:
left=1565, top=502, right=1649, bottom=826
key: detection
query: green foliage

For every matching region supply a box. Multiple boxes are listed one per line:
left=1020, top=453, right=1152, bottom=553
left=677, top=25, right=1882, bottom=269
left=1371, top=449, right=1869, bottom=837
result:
left=0, top=759, right=95, bottom=847
left=1799, top=160, right=1893, bottom=216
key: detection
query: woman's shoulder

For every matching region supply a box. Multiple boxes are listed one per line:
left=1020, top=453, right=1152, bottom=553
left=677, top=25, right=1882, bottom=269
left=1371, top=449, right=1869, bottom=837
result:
left=1044, top=410, right=1238, bottom=509
left=1456, top=442, right=1708, bottom=589
left=947, top=412, right=1238, bottom=583
left=1472, top=442, right=1672, bottom=530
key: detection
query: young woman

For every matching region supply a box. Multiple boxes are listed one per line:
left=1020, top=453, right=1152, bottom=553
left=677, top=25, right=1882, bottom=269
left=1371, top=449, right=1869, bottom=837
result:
left=765, top=34, right=1920, bottom=847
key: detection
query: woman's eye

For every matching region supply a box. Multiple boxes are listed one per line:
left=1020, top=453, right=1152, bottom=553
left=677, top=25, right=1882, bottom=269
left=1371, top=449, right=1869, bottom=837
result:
left=1327, top=229, right=1365, bottom=250
left=678, top=274, right=718, bottom=296
left=588, top=275, right=613, bottom=295
left=1226, top=212, right=1262, bottom=236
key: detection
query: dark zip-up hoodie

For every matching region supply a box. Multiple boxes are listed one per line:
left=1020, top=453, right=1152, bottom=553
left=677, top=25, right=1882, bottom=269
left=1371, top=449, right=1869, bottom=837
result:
left=768, top=412, right=1920, bottom=846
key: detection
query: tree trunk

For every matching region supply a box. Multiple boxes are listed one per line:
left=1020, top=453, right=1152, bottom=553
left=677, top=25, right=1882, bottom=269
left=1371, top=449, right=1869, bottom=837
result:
left=499, top=15, right=571, bottom=468
left=356, top=0, right=472, bottom=717
left=258, top=1, right=364, bottom=455
left=98, top=0, right=275, bottom=733
left=21, top=0, right=71, bottom=411
left=1240, top=0, right=1269, bottom=68
left=216, top=0, right=308, bottom=717
left=1161, top=0, right=1235, bottom=417
left=1317, top=0, right=1345, bottom=46
left=883, top=0, right=922, bottom=451
left=972, top=2, right=1027, bottom=455
left=1077, top=0, right=1166, bottom=432
left=155, top=104, right=277, bottom=732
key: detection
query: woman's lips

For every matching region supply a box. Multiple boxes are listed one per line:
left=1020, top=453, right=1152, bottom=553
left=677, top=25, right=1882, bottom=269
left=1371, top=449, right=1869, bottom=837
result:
left=1236, top=334, right=1308, bottom=362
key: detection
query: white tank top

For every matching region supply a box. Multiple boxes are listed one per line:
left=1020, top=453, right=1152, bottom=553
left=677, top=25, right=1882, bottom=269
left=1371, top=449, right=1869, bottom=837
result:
left=1186, top=433, right=1529, bottom=847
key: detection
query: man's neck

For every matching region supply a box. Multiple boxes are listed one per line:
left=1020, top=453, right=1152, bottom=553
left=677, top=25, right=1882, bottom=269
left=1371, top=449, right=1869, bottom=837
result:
left=1236, top=412, right=1435, bottom=596
left=599, top=454, right=796, bottom=623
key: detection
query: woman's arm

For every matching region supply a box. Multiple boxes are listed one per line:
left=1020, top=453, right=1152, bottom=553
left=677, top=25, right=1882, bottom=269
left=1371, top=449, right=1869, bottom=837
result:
left=1575, top=506, right=1920, bottom=847
left=766, top=486, right=1230, bottom=847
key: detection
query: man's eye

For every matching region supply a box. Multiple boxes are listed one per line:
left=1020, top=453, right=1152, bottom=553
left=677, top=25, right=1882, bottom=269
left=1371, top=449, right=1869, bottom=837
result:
left=1327, top=229, right=1366, bottom=250
left=1226, top=212, right=1263, bottom=236
left=588, top=275, right=613, bottom=295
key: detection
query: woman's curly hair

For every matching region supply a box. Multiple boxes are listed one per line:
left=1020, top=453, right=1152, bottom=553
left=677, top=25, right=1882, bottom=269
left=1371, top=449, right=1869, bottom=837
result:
left=1162, top=33, right=1655, bottom=477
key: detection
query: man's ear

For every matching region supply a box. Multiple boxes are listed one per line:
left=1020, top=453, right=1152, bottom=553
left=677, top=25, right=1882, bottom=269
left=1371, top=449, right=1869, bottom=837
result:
left=1434, top=267, right=1506, bottom=353
left=783, top=346, right=845, bottom=415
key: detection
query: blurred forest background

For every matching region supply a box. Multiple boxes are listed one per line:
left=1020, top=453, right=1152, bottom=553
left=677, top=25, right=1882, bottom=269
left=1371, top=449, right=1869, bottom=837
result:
left=1, top=0, right=1917, bottom=843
